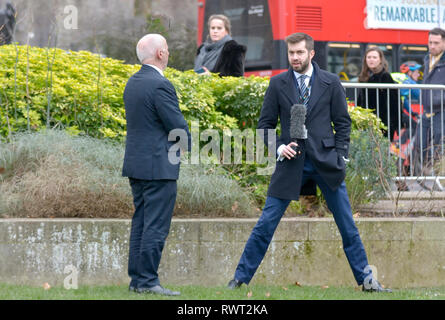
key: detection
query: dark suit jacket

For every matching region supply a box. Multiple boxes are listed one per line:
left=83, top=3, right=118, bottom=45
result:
left=258, top=62, right=351, bottom=200
left=122, top=65, right=191, bottom=181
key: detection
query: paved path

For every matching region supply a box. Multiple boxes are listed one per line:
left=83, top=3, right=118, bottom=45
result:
left=359, top=181, right=445, bottom=215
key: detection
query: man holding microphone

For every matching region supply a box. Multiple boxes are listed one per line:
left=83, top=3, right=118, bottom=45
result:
left=228, top=32, right=391, bottom=293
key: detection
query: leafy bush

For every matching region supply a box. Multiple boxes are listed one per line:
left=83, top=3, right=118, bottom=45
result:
left=0, top=45, right=239, bottom=141
left=0, top=44, right=381, bottom=141
left=210, top=75, right=270, bottom=128
left=0, top=45, right=139, bottom=140
left=164, top=68, right=239, bottom=131
left=346, top=127, right=396, bottom=212
left=343, top=105, right=396, bottom=209
left=348, top=105, right=386, bottom=133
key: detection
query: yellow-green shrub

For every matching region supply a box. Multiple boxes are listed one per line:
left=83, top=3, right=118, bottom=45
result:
left=1, top=44, right=385, bottom=143
left=0, top=45, right=137, bottom=139
left=0, top=45, right=240, bottom=141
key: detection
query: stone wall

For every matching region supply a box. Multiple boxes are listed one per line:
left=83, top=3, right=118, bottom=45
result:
left=0, top=0, right=197, bottom=65
left=1, top=218, right=444, bottom=288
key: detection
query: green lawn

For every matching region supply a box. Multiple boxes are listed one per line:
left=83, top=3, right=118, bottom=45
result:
left=1, top=283, right=444, bottom=300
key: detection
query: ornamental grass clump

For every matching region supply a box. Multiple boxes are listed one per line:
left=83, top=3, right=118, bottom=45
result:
left=176, top=163, right=256, bottom=217
left=0, top=130, right=256, bottom=218
left=0, top=130, right=133, bottom=218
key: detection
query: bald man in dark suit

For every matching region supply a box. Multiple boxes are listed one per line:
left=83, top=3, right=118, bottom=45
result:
left=123, top=34, right=190, bottom=296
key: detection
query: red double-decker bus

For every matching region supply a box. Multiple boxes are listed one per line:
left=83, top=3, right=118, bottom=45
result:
left=197, top=0, right=434, bottom=80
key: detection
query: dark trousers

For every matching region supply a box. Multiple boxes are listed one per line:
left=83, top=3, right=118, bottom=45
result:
left=234, top=157, right=370, bottom=285
left=128, top=178, right=177, bottom=289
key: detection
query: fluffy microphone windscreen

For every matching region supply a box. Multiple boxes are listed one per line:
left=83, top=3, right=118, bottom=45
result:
left=290, top=104, right=307, bottom=139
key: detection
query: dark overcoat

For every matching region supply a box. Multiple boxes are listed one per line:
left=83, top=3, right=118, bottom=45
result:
left=197, top=40, right=247, bottom=77
left=257, top=62, right=351, bottom=200
left=212, top=40, right=247, bottom=77
left=357, top=71, right=399, bottom=139
left=422, top=52, right=445, bottom=113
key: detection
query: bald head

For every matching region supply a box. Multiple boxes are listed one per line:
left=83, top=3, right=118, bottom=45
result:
left=136, top=34, right=169, bottom=69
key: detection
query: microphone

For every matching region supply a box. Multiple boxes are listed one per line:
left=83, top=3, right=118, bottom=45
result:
left=289, top=104, right=307, bottom=158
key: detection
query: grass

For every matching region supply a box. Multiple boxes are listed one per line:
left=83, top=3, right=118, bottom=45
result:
left=1, top=283, right=444, bottom=300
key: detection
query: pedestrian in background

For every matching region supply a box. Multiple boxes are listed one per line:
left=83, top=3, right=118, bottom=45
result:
left=194, top=14, right=247, bottom=77
left=390, top=62, right=423, bottom=191
left=399, top=61, right=423, bottom=129
left=357, top=46, right=399, bottom=140
left=413, top=28, right=445, bottom=179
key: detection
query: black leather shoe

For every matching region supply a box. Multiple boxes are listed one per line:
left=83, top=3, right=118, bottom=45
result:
left=137, top=285, right=181, bottom=296
left=227, top=279, right=243, bottom=289
left=362, top=280, right=392, bottom=293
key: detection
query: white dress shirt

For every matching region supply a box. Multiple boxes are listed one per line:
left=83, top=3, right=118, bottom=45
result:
left=293, top=63, right=313, bottom=94
left=145, top=64, right=164, bottom=77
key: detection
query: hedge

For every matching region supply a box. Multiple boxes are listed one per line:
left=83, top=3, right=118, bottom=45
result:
left=1, top=44, right=384, bottom=141
left=0, top=45, right=268, bottom=140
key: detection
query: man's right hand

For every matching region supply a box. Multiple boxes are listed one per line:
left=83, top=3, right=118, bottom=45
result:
left=279, top=142, right=298, bottom=160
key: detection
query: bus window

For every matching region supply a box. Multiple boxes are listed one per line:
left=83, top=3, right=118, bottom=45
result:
left=203, top=0, right=273, bottom=70
left=327, top=43, right=361, bottom=82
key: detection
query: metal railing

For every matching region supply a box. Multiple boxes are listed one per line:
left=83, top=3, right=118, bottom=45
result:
left=341, top=82, right=445, bottom=191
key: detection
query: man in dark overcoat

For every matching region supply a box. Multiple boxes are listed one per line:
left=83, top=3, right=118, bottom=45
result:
left=228, top=33, right=391, bottom=293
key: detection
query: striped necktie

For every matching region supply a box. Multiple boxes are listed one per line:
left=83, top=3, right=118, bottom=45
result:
left=298, top=75, right=309, bottom=106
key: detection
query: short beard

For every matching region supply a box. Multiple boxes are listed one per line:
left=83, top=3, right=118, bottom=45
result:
left=292, top=59, right=310, bottom=73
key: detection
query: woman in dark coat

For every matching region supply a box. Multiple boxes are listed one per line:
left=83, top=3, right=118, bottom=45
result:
left=194, top=14, right=246, bottom=77
left=357, top=47, right=399, bottom=140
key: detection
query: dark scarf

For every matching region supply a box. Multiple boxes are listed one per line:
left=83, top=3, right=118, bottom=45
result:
left=194, top=35, right=232, bottom=72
